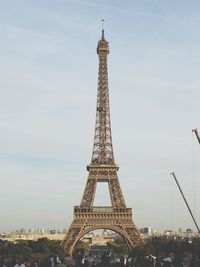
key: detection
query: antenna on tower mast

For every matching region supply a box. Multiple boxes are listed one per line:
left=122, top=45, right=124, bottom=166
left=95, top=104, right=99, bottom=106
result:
left=101, top=19, right=105, bottom=39
left=101, top=19, right=104, bottom=29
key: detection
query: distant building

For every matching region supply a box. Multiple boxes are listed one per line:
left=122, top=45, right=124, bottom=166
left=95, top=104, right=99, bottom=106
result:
left=164, top=230, right=175, bottom=236
left=178, top=228, right=183, bottom=236
left=50, top=230, right=56, bottom=234
left=140, top=227, right=155, bottom=236
left=186, top=229, right=193, bottom=235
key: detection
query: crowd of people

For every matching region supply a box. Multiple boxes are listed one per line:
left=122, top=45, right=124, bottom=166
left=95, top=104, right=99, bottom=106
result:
left=0, top=251, right=196, bottom=267
left=0, top=258, right=40, bottom=267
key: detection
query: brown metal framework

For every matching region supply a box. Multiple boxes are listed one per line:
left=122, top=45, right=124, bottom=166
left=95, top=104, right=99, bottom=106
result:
left=62, top=29, right=144, bottom=256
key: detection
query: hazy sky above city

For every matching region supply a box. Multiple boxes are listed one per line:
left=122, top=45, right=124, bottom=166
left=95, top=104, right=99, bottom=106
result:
left=0, top=0, right=200, bottom=233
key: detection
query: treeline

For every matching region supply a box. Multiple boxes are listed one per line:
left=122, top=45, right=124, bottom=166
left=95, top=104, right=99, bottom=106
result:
left=132, top=236, right=200, bottom=257
left=0, top=238, right=64, bottom=266
left=0, top=237, right=200, bottom=266
left=144, top=236, right=200, bottom=256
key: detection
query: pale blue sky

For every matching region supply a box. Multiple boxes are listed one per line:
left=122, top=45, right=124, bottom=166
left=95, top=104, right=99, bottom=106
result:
left=0, top=0, right=200, bottom=232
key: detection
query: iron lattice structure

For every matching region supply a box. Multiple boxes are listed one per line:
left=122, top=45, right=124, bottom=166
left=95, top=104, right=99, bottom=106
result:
left=92, top=30, right=114, bottom=165
left=62, top=29, right=144, bottom=256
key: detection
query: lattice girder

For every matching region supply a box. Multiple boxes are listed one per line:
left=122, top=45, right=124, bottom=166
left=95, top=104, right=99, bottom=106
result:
left=80, top=166, right=126, bottom=208
left=91, top=31, right=114, bottom=165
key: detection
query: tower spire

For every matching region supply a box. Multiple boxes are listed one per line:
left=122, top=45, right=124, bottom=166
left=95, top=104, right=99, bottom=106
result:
left=101, top=19, right=105, bottom=39
left=91, top=23, right=114, bottom=166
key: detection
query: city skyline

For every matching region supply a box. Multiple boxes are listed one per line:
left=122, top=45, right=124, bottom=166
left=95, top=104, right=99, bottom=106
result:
left=0, top=0, right=200, bottom=232
left=0, top=226, right=198, bottom=234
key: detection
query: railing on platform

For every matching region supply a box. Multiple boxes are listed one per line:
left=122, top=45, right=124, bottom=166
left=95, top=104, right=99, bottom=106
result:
left=74, top=206, right=132, bottom=213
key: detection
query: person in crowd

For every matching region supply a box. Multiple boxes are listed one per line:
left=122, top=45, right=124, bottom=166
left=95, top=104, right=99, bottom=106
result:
left=82, top=256, right=89, bottom=267
left=54, top=256, right=61, bottom=267
left=57, top=259, right=66, bottom=267
left=126, top=256, right=132, bottom=267
left=76, top=252, right=82, bottom=267
left=71, top=258, right=76, bottom=267
left=90, top=260, right=96, bottom=267
left=64, top=256, right=71, bottom=267
left=49, top=257, right=54, bottom=267
left=32, top=259, right=39, bottom=267
left=0, top=259, right=8, bottom=267
left=162, top=257, right=173, bottom=267
left=14, top=259, right=25, bottom=267
left=24, top=258, right=31, bottom=267
left=101, top=248, right=111, bottom=267
left=119, top=256, right=124, bottom=267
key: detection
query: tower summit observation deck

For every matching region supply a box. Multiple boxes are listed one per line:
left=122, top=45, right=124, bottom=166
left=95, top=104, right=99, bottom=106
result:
left=62, top=26, right=144, bottom=256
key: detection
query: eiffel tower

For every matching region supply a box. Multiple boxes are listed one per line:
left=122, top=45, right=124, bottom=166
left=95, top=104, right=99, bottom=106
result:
left=62, top=26, right=144, bottom=256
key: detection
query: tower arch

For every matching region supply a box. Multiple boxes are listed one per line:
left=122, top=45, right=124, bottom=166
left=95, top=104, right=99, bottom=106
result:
left=69, top=225, right=133, bottom=257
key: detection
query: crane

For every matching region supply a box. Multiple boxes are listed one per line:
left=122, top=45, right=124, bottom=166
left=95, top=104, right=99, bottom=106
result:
left=170, top=172, right=200, bottom=234
left=192, top=128, right=200, bottom=144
